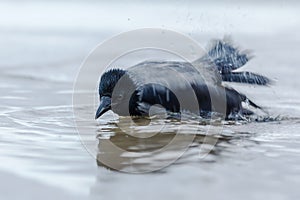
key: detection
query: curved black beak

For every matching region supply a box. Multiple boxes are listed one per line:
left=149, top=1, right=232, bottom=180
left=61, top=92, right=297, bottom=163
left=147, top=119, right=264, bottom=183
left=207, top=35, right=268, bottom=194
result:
left=95, top=96, right=111, bottom=119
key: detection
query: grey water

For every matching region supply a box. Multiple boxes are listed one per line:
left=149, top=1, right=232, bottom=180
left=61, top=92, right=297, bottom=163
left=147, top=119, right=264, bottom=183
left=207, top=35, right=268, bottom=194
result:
left=1, top=1, right=300, bottom=200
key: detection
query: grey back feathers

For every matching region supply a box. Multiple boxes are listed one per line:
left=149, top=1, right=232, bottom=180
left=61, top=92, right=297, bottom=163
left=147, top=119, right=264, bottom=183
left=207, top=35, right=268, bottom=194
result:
left=128, top=61, right=210, bottom=89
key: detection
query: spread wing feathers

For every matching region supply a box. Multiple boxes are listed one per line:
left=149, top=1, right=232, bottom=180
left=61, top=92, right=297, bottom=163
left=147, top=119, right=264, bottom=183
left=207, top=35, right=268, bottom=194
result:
left=206, top=39, right=250, bottom=73
left=222, top=72, right=271, bottom=85
left=196, top=38, right=271, bottom=85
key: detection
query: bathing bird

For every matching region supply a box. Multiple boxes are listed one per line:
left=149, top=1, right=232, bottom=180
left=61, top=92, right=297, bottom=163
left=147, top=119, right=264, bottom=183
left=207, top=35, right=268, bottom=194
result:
left=95, top=39, right=270, bottom=120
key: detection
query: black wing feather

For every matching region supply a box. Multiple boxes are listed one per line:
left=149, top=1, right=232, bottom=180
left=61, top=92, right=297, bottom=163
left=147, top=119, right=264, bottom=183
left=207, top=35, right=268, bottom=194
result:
left=222, top=72, right=270, bottom=85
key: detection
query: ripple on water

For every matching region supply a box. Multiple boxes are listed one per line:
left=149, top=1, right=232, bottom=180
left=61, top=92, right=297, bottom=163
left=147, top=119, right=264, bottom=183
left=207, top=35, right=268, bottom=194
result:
left=93, top=114, right=266, bottom=172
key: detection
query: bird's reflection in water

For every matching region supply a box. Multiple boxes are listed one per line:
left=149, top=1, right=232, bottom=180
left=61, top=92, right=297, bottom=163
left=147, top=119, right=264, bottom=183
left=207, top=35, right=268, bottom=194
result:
left=96, top=116, right=255, bottom=173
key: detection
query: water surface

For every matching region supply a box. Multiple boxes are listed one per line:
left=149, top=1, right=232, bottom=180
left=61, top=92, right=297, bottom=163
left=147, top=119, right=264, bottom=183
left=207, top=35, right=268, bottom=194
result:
left=1, top=1, right=300, bottom=200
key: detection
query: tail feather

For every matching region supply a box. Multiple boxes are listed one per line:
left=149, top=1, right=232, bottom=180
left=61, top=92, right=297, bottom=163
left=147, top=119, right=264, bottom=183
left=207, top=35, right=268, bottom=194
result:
left=247, top=98, right=261, bottom=109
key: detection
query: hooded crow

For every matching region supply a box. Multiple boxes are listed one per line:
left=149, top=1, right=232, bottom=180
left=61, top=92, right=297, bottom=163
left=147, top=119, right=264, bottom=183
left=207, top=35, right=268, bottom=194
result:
left=95, top=39, right=270, bottom=120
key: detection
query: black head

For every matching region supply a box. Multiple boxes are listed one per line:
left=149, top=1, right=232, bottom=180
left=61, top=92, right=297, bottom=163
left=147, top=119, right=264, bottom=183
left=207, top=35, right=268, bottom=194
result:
left=95, top=69, right=126, bottom=119
left=98, top=69, right=126, bottom=97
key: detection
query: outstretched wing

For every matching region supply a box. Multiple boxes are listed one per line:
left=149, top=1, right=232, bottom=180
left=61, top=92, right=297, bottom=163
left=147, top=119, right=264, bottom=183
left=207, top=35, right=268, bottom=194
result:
left=222, top=72, right=271, bottom=85
left=195, top=38, right=270, bottom=85
left=206, top=39, right=250, bottom=73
